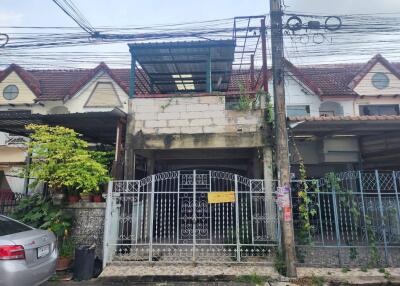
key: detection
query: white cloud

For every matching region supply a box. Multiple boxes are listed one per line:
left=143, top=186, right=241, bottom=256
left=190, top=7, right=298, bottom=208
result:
left=0, top=10, right=23, bottom=26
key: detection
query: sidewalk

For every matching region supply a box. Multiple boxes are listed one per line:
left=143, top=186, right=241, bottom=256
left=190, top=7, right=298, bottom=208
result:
left=43, top=266, right=400, bottom=285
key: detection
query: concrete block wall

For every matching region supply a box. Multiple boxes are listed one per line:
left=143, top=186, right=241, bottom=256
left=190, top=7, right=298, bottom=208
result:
left=131, top=95, right=263, bottom=135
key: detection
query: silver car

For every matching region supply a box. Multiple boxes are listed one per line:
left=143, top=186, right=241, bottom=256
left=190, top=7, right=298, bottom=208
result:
left=0, top=215, right=58, bottom=286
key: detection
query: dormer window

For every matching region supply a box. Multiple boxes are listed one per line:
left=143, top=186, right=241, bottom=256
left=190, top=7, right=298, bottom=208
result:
left=3, top=85, right=19, bottom=100
left=371, top=72, right=389, bottom=90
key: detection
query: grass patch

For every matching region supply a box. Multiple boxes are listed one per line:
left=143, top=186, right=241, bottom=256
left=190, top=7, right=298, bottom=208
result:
left=274, top=250, right=286, bottom=276
left=310, top=275, right=325, bottom=286
left=341, top=266, right=351, bottom=273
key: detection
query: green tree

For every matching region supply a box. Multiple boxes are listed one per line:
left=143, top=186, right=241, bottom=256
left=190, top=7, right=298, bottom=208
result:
left=25, top=124, right=109, bottom=195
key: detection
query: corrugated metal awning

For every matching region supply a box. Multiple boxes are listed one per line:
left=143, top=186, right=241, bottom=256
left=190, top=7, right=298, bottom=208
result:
left=0, top=109, right=126, bottom=144
left=129, top=40, right=235, bottom=93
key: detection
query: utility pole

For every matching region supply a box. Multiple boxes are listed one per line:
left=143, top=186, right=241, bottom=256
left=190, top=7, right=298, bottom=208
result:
left=269, top=0, right=297, bottom=277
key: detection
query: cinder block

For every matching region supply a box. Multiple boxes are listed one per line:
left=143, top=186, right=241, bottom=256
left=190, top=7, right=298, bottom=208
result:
left=208, top=104, right=225, bottom=111
left=135, top=112, right=158, bottom=120
left=212, top=118, right=228, bottom=126
left=203, top=126, right=226, bottom=133
left=180, top=111, right=206, bottom=119
left=204, top=111, right=226, bottom=119
left=161, top=104, right=186, bottom=113
left=199, top=96, right=223, bottom=104
left=134, top=120, right=144, bottom=129
left=168, top=119, right=190, bottom=127
left=140, top=127, right=157, bottom=134
left=158, top=112, right=179, bottom=120
left=176, top=97, right=199, bottom=105
left=186, top=104, right=209, bottom=112
left=145, top=120, right=167, bottom=128
left=190, top=118, right=213, bottom=126
left=158, top=127, right=181, bottom=134
left=180, top=126, right=203, bottom=134
left=133, top=105, right=160, bottom=113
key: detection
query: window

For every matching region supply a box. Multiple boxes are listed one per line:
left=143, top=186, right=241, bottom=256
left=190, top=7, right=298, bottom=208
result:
left=319, top=101, right=344, bottom=116
left=371, top=72, right=390, bottom=90
left=3, top=85, right=19, bottom=100
left=359, top=104, right=399, bottom=116
left=287, top=105, right=310, bottom=116
left=0, top=215, right=32, bottom=236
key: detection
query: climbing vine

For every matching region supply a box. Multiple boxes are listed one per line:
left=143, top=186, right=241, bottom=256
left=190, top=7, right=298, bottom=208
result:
left=289, top=130, right=318, bottom=246
left=288, top=129, right=319, bottom=263
left=160, top=97, right=175, bottom=111
left=325, top=172, right=380, bottom=267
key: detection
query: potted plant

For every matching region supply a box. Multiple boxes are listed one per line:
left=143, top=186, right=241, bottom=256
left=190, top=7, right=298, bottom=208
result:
left=56, top=237, right=74, bottom=271
left=52, top=191, right=66, bottom=205
left=67, top=189, right=80, bottom=204
left=80, top=190, right=92, bottom=202
left=92, top=191, right=103, bottom=203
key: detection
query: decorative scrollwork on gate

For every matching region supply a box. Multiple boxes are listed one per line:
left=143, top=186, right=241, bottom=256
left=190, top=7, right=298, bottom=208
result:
left=105, top=170, right=276, bottom=264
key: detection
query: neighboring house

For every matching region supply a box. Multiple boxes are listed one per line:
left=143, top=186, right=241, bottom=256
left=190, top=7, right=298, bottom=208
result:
left=0, top=132, right=27, bottom=194
left=287, top=54, right=400, bottom=176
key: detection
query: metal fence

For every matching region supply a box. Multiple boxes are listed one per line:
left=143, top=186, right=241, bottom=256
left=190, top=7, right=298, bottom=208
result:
left=291, top=170, right=400, bottom=267
left=0, top=192, right=25, bottom=216
left=103, top=170, right=278, bottom=265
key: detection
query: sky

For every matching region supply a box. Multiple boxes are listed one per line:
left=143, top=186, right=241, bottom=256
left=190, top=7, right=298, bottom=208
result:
left=2, top=0, right=400, bottom=27
left=1, top=0, right=400, bottom=68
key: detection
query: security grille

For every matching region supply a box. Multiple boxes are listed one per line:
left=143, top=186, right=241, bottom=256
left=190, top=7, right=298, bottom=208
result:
left=103, top=170, right=278, bottom=265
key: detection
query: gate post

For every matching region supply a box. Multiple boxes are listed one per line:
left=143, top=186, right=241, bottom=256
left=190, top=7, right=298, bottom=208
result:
left=263, top=146, right=277, bottom=240
left=103, top=180, right=113, bottom=268
left=234, top=174, right=241, bottom=261
left=149, top=175, right=155, bottom=261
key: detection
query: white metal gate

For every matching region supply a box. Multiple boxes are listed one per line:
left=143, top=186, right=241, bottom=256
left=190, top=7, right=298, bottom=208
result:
left=103, top=170, right=277, bottom=265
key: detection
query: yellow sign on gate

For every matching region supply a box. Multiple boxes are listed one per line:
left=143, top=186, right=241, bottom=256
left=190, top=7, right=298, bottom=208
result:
left=207, top=191, right=235, bottom=204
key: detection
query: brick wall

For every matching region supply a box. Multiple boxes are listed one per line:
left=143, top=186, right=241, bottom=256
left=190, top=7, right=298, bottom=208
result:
left=131, top=95, right=263, bottom=135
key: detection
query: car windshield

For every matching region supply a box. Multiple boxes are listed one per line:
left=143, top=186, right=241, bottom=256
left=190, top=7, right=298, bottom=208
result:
left=0, top=216, right=32, bottom=236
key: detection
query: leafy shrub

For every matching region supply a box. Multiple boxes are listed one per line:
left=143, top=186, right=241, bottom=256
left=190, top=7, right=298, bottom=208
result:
left=24, top=124, right=110, bottom=195
left=59, top=237, right=75, bottom=258
left=11, top=193, right=72, bottom=237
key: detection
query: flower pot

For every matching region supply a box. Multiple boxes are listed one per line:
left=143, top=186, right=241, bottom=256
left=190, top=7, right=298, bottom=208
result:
left=67, top=195, right=80, bottom=204
left=80, top=194, right=93, bottom=202
left=93, top=194, right=103, bottom=203
left=52, top=193, right=65, bottom=205
left=56, top=256, right=72, bottom=271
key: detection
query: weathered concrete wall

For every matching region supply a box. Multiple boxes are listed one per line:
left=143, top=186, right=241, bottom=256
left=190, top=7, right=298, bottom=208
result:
left=131, top=132, right=265, bottom=150
left=131, top=96, right=263, bottom=135
left=62, top=202, right=106, bottom=259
